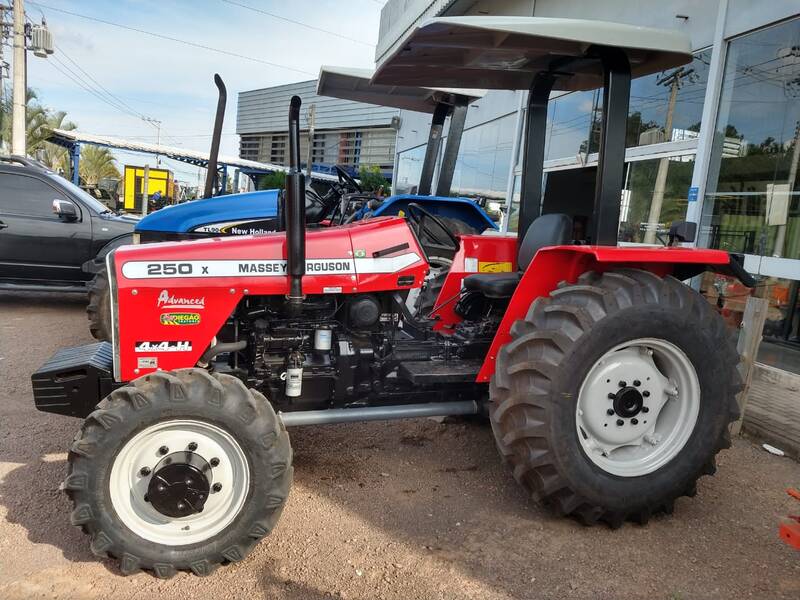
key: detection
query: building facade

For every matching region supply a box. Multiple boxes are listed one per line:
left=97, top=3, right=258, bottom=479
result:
left=380, top=0, right=800, bottom=357
left=237, top=79, right=400, bottom=176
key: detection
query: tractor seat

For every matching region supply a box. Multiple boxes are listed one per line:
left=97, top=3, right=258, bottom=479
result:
left=462, top=213, right=573, bottom=299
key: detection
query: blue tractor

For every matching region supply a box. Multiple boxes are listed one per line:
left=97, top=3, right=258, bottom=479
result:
left=86, top=70, right=496, bottom=340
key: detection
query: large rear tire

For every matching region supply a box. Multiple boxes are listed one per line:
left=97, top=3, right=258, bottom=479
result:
left=490, top=269, right=741, bottom=526
left=86, top=268, right=111, bottom=342
left=63, top=369, right=293, bottom=577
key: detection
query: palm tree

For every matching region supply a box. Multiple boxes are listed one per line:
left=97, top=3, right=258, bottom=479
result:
left=79, top=146, right=120, bottom=187
left=39, top=111, right=77, bottom=175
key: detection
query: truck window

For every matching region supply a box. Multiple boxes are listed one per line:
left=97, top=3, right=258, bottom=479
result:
left=0, top=172, right=66, bottom=218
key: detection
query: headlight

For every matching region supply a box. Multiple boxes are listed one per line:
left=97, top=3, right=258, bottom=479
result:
left=132, top=232, right=141, bottom=244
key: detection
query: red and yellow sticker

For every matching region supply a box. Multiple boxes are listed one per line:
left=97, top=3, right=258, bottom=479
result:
left=478, top=261, right=513, bottom=273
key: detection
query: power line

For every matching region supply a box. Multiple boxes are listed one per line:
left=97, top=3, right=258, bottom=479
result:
left=222, top=0, right=375, bottom=47
left=28, top=2, right=316, bottom=76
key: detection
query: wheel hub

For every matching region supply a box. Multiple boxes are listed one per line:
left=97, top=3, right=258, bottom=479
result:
left=613, top=386, right=644, bottom=418
left=147, top=452, right=211, bottom=518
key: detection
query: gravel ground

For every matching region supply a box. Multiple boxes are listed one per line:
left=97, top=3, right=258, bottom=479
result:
left=1, top=291, right=799, bottom=600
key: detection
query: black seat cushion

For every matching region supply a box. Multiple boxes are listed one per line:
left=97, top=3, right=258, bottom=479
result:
left=463, top=272, right=521, bottom=298
left=461, top=214, right=572, bottom=300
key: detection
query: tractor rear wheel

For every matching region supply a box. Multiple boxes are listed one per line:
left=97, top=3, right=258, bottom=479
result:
left=490, top=269, right=741, bottom=526
left=86, top=268, right=111, bottom=342
left=64, top=368, right=292, bottom=577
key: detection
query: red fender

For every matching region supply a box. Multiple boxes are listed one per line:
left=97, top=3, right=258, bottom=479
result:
left=475, top=245, right=738, bottom=382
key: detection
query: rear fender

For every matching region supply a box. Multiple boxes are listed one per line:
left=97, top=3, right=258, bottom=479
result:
left=476, top=245, right=751, bottom=382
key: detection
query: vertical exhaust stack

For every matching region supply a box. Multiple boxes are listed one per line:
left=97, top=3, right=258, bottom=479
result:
left=203, top=74, right=227, bottom=198
left=286, top=95, right=306, bottom=309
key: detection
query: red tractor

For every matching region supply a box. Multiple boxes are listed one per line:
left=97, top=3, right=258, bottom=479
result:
left=32, top=17, right=753, bottom=577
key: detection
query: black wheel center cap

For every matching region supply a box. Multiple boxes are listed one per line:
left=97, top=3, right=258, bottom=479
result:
left=613, top=387, right=644, bottom=418
left=147, top=452, right=211, bottom=518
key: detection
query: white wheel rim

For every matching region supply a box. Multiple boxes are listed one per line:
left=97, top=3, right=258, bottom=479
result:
left=575, top=338, right=700, bottom=477
left=109, top=419, right=250, bottom=545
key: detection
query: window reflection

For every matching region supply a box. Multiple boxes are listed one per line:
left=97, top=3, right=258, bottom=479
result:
left=544, top=50, right=711, bottom=161
left=704, top=18, right=800, bottom=260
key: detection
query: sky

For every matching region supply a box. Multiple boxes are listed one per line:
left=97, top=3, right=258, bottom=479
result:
left=19, top=0, right=384, bottom=183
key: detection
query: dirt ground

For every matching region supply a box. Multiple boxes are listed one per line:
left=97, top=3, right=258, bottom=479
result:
left=1, top=291, right=798, bottom=600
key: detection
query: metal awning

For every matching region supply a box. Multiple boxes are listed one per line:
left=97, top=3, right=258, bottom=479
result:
left=47, top=128, right=339, bottom=182
left=317, top=66, right=483, bottom=113
left=373, top=16, right=692, bottom=91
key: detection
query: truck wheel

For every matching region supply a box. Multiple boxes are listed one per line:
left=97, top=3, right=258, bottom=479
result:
left=490, top=269, right=741, bottom=526
left=63, top=368, right=293, bottom=577
left=86, top=269, right=111, bottom=342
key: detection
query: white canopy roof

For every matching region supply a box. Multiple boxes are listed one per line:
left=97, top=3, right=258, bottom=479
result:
left=317, top=66, right=484, bottom=113
left=373, top=16, right=692, bottom=92
left=48, top=129, right=339, bottom=182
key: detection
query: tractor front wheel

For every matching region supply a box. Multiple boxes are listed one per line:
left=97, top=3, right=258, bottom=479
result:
left=64, top=368, right=292, bottom=577
left=490, top=269, right=741, bottom=526
left=86, top=268, right=111, bottom=342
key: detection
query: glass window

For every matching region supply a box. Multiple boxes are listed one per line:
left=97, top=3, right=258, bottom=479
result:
left=545, top=50, right=711, bottom=162
left=0, top=173, right=64, bottom=218
left=449, top=114, right=515, bottom=201
left=394, top=144, right=426, bottom=195
left=618, top=155, right=696, bottom=243
left=704, top=18, right=800, bottom=260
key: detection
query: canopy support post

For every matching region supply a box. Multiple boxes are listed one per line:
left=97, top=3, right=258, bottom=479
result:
left=591, top=47, right=631, bottom=246
left=517, top=73, right=555, bottom=247
left=418, top=101, right=449, bottom=196
left=435, top=95, right=469, bottom=197
left=70, top=143, right=81, bottom=186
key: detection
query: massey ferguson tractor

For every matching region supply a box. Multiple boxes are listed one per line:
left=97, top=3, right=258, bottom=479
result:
left=32, top=16, right=754, bottom=577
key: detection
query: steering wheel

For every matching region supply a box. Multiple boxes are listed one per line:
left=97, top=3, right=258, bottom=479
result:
left=406, top=203, right=460, bottom=250
left=334, top=165, right=361, bottom=194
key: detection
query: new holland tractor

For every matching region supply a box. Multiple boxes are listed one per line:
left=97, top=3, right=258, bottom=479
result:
left=32, top=17, right=754, bottom=577
left=86, top=71, right=495, bottom=341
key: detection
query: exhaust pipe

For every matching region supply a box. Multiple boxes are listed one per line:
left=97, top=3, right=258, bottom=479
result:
left=279, top=400, right=479, bottom=427
left=285, top=95, right=306, bottom=308
left=203, top=74, right=227, bottom=198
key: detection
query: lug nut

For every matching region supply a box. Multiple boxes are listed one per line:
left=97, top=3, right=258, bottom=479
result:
left=633, top=380, right=641, bottom=387
left=144, top=494, right=149, bottom=502
left=608, top=393, right=616, bottom=400
left=157, top=484, right=165, bottom=492
left=185, top=479, right=193, bottom=486
left=210, top=457, right=220, bottom=467
left=631, top=418, right=639, bottom=425
left=188, top=442, right=197, bottom=451
left=618, top=381, right=627, bottom=388
left=642, top=406, right=650, bottom=413
left=212, top=483, right=223, bottom=493
left=642, top=391, right=650, bottom=397
left=139, top=467, right=151, bottom=477
left=606, top=409, right=615, bottom=416
left=158, top=446, right=169, bottom=456
left=616, top=419, right=624, bottom=426
left=177, top=502, right=186, bottom=511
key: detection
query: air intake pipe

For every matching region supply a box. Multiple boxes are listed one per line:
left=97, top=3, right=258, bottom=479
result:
left=285, top=95, right=306, bottom=309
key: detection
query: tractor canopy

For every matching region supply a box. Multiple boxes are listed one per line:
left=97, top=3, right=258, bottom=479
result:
left=373, top=16, right=692, bottom=246
left=371, top=16, right=692, bottom=91
left=318, top=66, right=496, bottom=228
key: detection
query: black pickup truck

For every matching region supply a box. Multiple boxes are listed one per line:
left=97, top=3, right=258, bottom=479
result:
left=0, top=156, right=137, bottom=292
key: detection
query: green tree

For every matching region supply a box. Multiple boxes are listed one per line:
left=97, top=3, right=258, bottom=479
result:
left=257, top=171, right=286, bottom=190
left=358, top=164, right=389, bottom=193
left=79, top=146, right=120, bottom=187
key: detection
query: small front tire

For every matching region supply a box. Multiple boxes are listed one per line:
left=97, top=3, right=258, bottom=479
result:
left=64, top=368, right=293, bottom=577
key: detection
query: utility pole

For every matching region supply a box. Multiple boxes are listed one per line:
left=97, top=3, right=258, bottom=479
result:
left=11, top=0, right=25, bottom=156
left=143, top=117, right=162, bottom=166
left=643, top=67, right=695, bottom=244
left=773, top=120, right=800, bottom=258
left=0, top=4, right=8, bottom=153
left=306, top=103, right=316, bottom=179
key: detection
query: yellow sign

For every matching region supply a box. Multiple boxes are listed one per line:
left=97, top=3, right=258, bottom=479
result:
left=478, top=261, right=513, bottom=273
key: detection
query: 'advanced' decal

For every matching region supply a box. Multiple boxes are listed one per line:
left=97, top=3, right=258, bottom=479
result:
left=120, top=253, right=421, bottom=279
